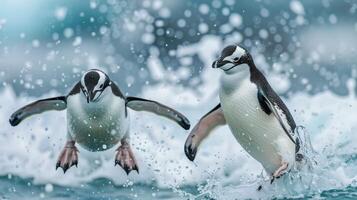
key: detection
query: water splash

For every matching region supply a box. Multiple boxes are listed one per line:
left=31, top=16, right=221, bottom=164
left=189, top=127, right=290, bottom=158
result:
left=0, top=36, right=356, bottom=198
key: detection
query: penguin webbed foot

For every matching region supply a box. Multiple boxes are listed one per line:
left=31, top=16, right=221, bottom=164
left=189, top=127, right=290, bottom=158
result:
left=56, top=141, right=79, bottom=174
left=115, top=143, right=139, bottom=175
left=270, top=162, right=289, bottom=184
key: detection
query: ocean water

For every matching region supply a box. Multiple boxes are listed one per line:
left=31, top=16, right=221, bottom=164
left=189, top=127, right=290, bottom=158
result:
left=1, top=81, right=356, bottom=199
left=0, top=36, right=357, bottom=199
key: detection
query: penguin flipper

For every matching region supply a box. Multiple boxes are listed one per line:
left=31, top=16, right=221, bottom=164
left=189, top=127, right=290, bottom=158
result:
left=257, top=90, right=296, bottom=144
left=126, top=96, right=190, bottom=130
left=184, top=104, right=226, bottom=161
left=9, top=96, right=67, bottom=126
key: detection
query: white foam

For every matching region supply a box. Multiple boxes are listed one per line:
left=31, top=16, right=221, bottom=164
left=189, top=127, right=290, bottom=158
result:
left=0, top=36, right=356, bottom=198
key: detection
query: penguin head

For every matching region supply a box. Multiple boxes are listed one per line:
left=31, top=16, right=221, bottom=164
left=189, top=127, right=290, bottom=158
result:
left=80, top=69, right=110, bottom=103
left=212, top=45, right=252, bottom=72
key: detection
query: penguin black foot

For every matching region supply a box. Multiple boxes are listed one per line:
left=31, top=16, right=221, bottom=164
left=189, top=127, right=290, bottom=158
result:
left=115, top=143, right=139, bottom=175
left=56, top=141, right=78, bottom=174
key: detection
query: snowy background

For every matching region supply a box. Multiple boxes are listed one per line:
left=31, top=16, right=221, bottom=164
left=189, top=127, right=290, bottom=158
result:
left=0, top=0, right=356, bottom=199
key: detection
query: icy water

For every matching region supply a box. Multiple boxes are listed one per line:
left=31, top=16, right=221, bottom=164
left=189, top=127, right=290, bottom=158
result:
left=0, top=77, right=356, bottom=199
left=0, top=176, right=356, bottom=200
left=1, top=0, right=357, bottom=198
left=0, top=176, right=197, bottom=200
left=0, top=36, right=356, bottom=199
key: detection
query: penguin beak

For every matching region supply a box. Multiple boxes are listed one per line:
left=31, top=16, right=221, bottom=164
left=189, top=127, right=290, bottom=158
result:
left=212, top=60, right=218, bottom=68
left=87, top=90, right=103, bottom=103
left=87, top=91, right=96, bottom=103
left=212, top=58, right=226, bottom=68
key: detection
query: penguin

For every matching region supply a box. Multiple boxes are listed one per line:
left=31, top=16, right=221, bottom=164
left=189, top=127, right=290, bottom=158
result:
left=9, top=69, right=190, bottom=174
left=184, top=45, right=302, bottom=183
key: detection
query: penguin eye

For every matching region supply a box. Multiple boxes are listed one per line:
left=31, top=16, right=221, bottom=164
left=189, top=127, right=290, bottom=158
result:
left=233, top=57, right=239, bottom=61
left=99, top=84, right=104, bottom=89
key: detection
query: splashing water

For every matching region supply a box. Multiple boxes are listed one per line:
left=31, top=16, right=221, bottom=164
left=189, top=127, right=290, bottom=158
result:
left=1, top=81, right=357, bottom=199
left=0, top=36, right=357, bottom=199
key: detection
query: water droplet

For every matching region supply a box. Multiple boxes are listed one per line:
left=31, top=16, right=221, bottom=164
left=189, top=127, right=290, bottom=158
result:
left=45, top=184, right=53, bottom=193
left=111, top=130, right=117, bottom=135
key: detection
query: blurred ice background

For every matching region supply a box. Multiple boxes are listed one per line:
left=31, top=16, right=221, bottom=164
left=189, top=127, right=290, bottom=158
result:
left=0, top=0, right=356, bottom=199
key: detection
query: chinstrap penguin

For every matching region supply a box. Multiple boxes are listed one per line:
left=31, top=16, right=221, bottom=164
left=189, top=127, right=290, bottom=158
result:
left=10, top=69, right=190, bottom=174
left=184, top=45, right=303, bottom=184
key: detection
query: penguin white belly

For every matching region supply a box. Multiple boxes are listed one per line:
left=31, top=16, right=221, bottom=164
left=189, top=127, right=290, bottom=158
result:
left=66, top=90, right=128, bottom=152
left=220, top=79, right=295, bottom=174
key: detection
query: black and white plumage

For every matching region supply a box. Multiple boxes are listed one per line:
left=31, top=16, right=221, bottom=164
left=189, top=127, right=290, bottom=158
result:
left=185, top=45, right=301, bottom=182
left=10, top=69, right=190, bottom=174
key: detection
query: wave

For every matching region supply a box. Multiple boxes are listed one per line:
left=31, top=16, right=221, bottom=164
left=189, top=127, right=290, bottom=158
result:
left=0, top=36, right=356, bottom=198
left=0, top=82, right=356, bottom=198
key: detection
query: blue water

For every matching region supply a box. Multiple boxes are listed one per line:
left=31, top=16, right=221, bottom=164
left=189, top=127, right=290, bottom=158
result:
left=0, top=176, right=198, bottom=200
left=1, top=176, right=356, bottom=199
